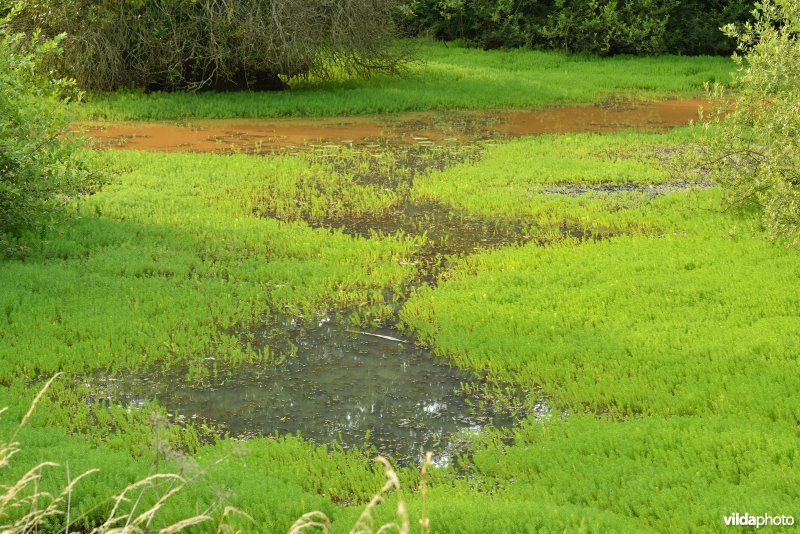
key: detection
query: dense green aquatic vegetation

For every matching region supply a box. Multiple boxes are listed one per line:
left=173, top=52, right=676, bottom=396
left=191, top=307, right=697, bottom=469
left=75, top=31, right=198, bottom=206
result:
left=401, top=206, right=800, bottom=419
left=412, top=129, right=710, bottom=235
left=466, top=415, right=800, bottom=532
left=77, top=40, right=734, bottom=120
left=396, top=131, right=800, bottom=529
left=0, top=146, right=421, bottom=529
left=2, top=121, right=798, bottom=530
left=0, top=150, right=418, bottom=379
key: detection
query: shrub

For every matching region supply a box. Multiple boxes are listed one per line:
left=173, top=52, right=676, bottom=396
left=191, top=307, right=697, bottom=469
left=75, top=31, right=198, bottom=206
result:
left=699, top=0, right=800, bottom=243
left=664, top=0, right=754, bottom=55
left=8, top=0, right=408, bottom=92
left=398, top=0, right=552, bottom=49
left=0, top=10, right=97, bottom=258
left=400, top=0, right=755, bottom=55
left=540, top=0, right=675, bottom=55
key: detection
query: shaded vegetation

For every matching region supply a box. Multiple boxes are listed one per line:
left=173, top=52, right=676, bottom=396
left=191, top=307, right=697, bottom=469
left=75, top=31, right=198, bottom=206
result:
left=400, top=0, right=755, bottom=55
left=77, top=42, right=733, bottom=120
left=7, top=0, right=405, bottom=91
left=540, top=0, right=675, bottom=55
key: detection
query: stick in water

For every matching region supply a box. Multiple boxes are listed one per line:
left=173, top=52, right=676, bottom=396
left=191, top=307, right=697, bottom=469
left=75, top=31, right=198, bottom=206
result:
left=347, top=330, right=407, bottom=343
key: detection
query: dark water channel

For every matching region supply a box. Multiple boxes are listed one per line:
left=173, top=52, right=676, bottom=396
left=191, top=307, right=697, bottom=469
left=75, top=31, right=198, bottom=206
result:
left=87, top=317, right=543, bottom=465
left=322, top=201, right=546, bottom=285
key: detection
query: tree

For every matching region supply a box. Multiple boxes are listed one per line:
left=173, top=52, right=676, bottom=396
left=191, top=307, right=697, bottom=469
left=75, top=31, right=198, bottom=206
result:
left=663, top=0, right=754, bottom=55
left=0, top=9, right=98, bottom=257
left=700, top=0, right=800, bottom=243
left=398, top=0, right=552, bottom=49
left=8, top=0, right=408, bottom=92
left=398, top=0, right=755, bottom=55
left=540, top=0, right=676, bottom=55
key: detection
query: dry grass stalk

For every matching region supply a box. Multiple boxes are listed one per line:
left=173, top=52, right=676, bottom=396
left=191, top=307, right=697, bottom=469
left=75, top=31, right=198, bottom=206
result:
left=351, top=456, right=408, bottom=534
left=89, top=472, right=220, bottom=534
left=0, top=374, right=100, bottom=533
left=1, top=375, right=232, bottom=534
left=11, top=373, right=61, bottom=443
left=216, top=506, right=256, bottom=534
left=86, top=471, right=245, bottom=534
left=158, top=514, right=214, bottom=533
left=418, top=453, right=433, bottom=534
left=287, top=511, right=332, bottom=534
left=290, top=453, right=433, bottom=534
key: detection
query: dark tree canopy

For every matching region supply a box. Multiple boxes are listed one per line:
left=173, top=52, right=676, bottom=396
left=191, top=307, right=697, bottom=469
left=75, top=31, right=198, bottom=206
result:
left=398, top=0, right=755, bottom=55
left=8, top=0, right=406, bottom=91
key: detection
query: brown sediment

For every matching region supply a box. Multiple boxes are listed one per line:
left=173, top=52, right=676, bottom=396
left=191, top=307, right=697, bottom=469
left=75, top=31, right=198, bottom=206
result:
left=493, top=99, right=712, bottom=136
left=74, top=99, right=713, bottom=155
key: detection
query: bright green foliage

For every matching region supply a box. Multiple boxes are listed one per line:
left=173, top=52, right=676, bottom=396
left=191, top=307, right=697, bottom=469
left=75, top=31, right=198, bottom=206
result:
left=399, top=135, right=800, bottom=530
left=401, top=207, right=800, bottom=418
left=413, top=130, right=707, bottom=234
left=248, top=149, right=404, bottom=224
left=467, top=415, right=800, bottom=532
left=0, top=150, right=417, bottom=380
left=700, top=0, right=800, bottom=244
left=77, top=42, right=734, bottom=120
left=0, top=14, right=97, bottom=257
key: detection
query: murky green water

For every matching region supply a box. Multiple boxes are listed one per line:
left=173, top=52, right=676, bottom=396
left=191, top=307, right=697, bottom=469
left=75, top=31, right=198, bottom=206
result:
left=87, top=317, right=542, bottom=464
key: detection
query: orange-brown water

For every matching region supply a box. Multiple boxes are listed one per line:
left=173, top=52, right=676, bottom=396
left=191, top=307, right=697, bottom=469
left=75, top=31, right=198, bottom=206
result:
left=75, top=99, right=712, bottom=154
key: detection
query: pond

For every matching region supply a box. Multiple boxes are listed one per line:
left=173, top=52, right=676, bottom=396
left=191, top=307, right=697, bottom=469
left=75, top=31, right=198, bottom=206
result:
left=78, top=99, right=700, bottom=465
left=86, top=316, right=545, bottom=465
left=75, top=99, right=711, bottom=154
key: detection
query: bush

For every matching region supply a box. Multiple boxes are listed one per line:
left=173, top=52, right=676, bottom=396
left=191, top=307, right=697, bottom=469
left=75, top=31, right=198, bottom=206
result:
left=400, top=0, right=756, bottom=55
left=699, top=0, right=800, bottom=243
left=664, top=0, right=754, bottom=55
left=398, top=0, right=552, bottom=49
left=8, top=0, right=407, bottom=92
left=540, top=0, right=675, bottom=55
left=0, top=11, right=98, bottom=258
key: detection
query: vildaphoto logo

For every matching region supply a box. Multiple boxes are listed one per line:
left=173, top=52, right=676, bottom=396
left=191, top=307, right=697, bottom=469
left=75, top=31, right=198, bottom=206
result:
left=724, top=513, right=795, bottom=528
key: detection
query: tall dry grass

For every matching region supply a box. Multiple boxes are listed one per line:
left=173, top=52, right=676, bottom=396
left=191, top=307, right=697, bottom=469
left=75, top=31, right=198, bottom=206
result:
left=0, top=374, right=252, bottom=533
left=289, top=452, right=433, bottom=534
left=2, top=374, right=434, bottom=533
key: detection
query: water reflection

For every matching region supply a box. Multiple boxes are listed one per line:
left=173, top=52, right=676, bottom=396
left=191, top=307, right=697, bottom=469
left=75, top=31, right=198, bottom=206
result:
left=88, top=317, right=537, bottom=463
